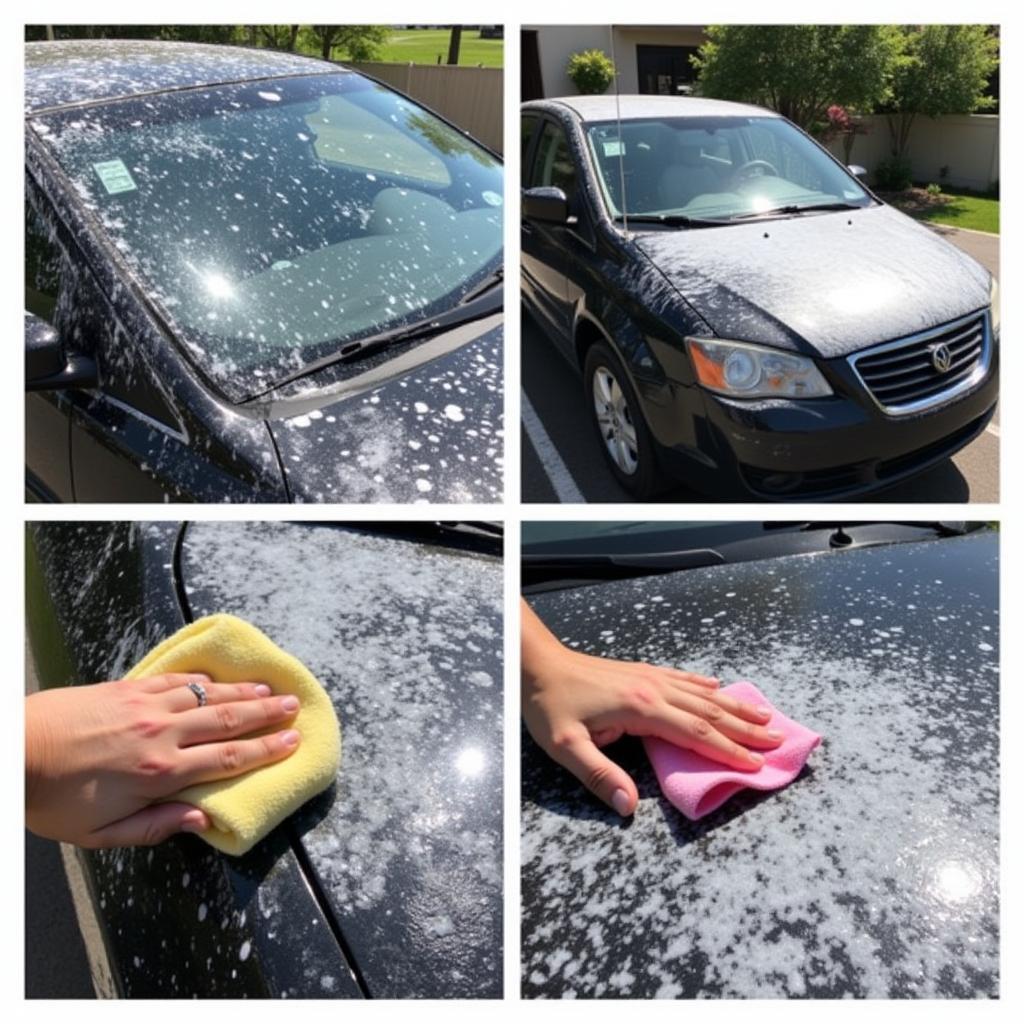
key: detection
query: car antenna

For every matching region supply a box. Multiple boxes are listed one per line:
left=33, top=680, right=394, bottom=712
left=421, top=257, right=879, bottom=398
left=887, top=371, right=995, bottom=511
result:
left=608, top=26, right=629, bottom=237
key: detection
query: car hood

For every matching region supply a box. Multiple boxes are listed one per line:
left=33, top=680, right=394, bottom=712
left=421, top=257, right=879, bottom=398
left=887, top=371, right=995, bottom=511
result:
left=266, top=323, right=503, bottom=503
left=522, top=533, right=998, bottom=998
left=632, top=204, right=991, bottom=357
left=181, top=522, right=504, bottom=998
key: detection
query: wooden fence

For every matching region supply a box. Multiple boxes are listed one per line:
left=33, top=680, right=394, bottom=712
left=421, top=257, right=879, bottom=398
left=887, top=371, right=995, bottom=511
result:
left=341, top=61, right=503, bottom=154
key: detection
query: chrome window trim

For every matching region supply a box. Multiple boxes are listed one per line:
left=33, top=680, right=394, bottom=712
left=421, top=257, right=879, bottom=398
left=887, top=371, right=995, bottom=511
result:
left=91, top=391, right=190, bottom=444
left=847, top=308, right=992, bottom=417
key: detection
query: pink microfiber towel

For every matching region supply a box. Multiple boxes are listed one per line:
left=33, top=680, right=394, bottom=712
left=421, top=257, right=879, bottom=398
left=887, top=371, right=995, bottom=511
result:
left=644, top=681, right=821, bottom=820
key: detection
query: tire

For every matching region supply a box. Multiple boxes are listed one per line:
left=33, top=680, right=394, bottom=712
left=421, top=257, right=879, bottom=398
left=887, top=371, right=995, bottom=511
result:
left=583, top=340, right=662, bottom=499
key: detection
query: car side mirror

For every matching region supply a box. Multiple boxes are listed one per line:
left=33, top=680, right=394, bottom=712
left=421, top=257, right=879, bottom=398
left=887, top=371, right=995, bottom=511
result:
left=523, top=186, right=571, bottom=225
left=25, top=313, right=98, bottom=392
left=847, top=164, right=867, bottom=180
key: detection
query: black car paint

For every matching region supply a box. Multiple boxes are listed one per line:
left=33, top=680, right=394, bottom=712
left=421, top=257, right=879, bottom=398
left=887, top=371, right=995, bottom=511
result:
left=520, top=99, right=998, bottom=500
left=25, top=42, right=504, bottom=504
left=265, top=318, right=504, bottom=503
left=520, top=530, right=999, bottom=998
left=26, top=520, right=503, bottom=998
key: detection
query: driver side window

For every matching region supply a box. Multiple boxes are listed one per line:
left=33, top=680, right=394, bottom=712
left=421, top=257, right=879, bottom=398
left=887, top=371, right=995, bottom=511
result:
left=530, top=121, right=576, bottom=198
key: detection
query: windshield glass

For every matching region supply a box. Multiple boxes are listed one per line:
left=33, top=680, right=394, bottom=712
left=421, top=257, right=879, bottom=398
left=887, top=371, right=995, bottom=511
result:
left=585, top=115, right=870, bottom=222
left=31, top=73, right=503, bottom=401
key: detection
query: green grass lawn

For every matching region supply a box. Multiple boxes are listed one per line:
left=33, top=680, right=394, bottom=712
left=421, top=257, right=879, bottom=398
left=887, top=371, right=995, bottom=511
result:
left=377, top=29, right=503, bottom=68
left=888, top=186, right=1000, bottom=234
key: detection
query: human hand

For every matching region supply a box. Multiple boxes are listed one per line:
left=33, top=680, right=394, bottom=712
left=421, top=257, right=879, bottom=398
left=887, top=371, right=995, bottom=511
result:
left=26, top=673, right=302, bottom=848
left=521, top=601, right=783, bottom=816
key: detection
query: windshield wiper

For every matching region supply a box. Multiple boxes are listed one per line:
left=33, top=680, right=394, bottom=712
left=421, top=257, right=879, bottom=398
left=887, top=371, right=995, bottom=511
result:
left=797, top=520, right=973, bottom=537
left=522, top=548, right=725, bottom=586
left=616, top=213, right=732, bottom=228
left=250, top=280, right=501, bottom=396
left=731, top=201, right=863, bottom=220
left=458, top=267, right=503, bottom=305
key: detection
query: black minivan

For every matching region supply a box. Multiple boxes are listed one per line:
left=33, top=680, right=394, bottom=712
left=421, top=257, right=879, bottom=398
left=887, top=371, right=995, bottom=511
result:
left=521, top=95, right=998, bottom=500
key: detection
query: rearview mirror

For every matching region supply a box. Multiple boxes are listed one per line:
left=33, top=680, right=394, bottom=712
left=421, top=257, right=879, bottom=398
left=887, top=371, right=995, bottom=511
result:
left=523, top=186, right=571, bottom=225
left=847, top=164, right=867, bottom=180
left=25, top=313, right=98, bottom=392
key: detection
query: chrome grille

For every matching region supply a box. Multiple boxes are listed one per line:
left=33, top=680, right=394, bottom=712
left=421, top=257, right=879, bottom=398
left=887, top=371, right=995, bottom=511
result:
left=849, top=310, right=991, bottom=415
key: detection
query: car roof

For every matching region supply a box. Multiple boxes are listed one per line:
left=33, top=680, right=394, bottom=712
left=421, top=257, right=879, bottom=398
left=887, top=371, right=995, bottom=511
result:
left=25, top=39, right=338, bottom=115
left=526, top=93, right=778, bottom=122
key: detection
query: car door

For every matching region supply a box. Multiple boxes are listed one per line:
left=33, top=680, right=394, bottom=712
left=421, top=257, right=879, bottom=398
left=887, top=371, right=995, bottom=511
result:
left=520, top=115, right=581, bottom=349
left=26, top=521, right=358, bottom=998
left=25, top=188, right=74, bottom=501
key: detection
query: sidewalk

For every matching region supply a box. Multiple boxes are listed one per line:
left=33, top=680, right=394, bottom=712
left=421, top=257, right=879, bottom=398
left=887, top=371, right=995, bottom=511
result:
left=925, top=223, right=999, bottom=279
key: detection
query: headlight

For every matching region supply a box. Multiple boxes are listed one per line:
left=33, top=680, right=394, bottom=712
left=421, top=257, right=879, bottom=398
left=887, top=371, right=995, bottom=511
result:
left=686, top=337, right=833, bottom=399
left=990, top=277, right=1000, bottom=336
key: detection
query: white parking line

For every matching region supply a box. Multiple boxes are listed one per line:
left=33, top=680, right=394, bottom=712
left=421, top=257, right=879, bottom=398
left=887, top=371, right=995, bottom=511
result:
left=986, top=422, right=1000, bottom=438
left=521, top=389, right=586, bottom=504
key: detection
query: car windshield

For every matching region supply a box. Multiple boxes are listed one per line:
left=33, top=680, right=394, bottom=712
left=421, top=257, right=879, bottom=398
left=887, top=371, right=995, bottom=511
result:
left=585, top=115, right=871, bottom=222
left=30, top=72, right=503, bottom=401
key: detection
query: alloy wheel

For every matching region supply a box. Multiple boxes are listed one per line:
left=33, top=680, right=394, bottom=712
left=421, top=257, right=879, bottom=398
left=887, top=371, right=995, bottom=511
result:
left=592, top=365, right=639, bottom=475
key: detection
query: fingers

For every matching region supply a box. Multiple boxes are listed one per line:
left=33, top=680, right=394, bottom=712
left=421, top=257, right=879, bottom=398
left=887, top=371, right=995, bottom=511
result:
left=661, top=667, right=720, bottom=689
left=134, top=672, right=214, bottom=694
left=648, top=706, right=767, bottom=772
left=83, top=803, right=210, bottom=849
left=175, top=695, right=300, bottom=746
left=663, top=675, right=766, bottom=718
left=662, top=688, right=782, bottom=751
left=705, top=689, right=775, bottom=726
left=137, top=674, right=282, bottom=718
left=547, top=726, right=638, bottom=817
left=151, top=677, right=276, bottom=711
left=175, top=729, right=301, bottom=787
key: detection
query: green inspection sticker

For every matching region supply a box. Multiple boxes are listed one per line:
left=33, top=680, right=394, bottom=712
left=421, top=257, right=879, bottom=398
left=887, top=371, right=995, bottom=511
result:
left=92, top=159, right=137, bottom=195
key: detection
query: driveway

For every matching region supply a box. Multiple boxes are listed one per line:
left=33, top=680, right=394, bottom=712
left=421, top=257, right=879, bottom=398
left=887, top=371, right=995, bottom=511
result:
left=521, top=225, right=999, bottom=503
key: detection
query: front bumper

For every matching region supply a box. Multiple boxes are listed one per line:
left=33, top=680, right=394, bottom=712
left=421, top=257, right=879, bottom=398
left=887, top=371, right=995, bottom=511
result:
left=657, top=337, right=999, bottom=500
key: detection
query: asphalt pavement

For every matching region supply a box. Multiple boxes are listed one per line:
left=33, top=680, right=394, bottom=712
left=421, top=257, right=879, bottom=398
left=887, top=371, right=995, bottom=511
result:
left=25, top=643, right=97, bottom=998
left=521, top=224, right=999, bottom=504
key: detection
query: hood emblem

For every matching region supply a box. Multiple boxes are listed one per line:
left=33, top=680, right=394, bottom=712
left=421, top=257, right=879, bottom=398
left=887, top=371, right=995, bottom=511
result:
left=931, top=343, right=953, bottom=373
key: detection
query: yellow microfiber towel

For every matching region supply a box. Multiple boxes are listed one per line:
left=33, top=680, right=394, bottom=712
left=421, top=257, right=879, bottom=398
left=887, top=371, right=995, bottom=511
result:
left=126, top=613, right=341, bottom=856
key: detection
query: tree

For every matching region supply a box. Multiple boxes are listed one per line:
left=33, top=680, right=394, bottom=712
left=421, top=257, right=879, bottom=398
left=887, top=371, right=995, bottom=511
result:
left=446, top=26, right=462, bottom=66
left=257, top=25, right=300, bottom=52
left=338, top=25, right=389, bottom=62
left=693, top=25, right=903, bottom=131
left=885, top=25, right=999, bottom=160
left=308, top=25, right=389, bottom=63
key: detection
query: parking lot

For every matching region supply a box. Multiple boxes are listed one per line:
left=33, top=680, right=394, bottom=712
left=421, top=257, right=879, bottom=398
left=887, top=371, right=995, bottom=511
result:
left=521, top=225, right=999, bottom=503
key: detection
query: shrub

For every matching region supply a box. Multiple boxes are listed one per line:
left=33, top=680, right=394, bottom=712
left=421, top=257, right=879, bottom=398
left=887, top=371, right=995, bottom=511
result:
left=875, top=156, right=913, bottom=191
left=926, top=183, right=943, bottom=196
left=567, top=49, right=615, bottom=95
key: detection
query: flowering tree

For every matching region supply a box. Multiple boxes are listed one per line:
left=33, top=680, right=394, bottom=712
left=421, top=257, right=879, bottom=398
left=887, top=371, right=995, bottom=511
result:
left=819, top=104, right=869, bottom=165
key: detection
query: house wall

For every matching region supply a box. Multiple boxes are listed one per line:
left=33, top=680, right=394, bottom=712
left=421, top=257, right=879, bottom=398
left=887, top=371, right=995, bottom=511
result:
left=611, top=26, right=706, bottom=93
left=342, top=61, right=504, bottom=153
left=527, top=25, right=706, bottom=98
left=825, top=114, right=999, bottom=192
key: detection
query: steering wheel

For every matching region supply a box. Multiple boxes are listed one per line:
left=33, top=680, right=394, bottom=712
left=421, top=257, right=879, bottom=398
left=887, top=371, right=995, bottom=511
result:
left=731, top=159, right=780, bottom=185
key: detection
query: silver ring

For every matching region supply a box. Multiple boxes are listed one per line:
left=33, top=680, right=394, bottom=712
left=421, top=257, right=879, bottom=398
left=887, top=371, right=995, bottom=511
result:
left=186, top=681, right=208, bottom=707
